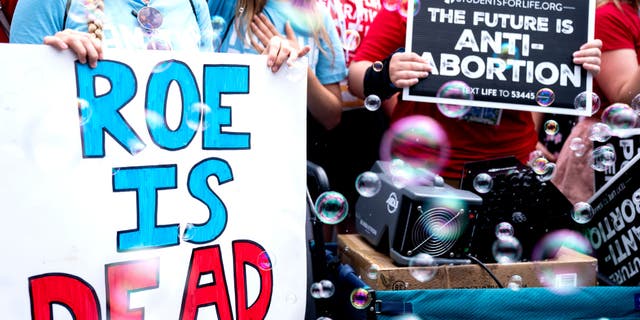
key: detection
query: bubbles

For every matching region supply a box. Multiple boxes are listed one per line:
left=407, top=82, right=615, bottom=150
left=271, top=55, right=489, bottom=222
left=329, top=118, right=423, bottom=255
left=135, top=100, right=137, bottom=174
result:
left=601, top=103, right=637, bottom=129
left=495, top=222, right=515, bottom=239
left=569, top=137, right=586, bottom=157
left=508, top=275, right=523, bottom=291
left=537, top=162, right=556, bottom=182
left=372, top=61, right=384, bottom=72
left=350, top=288, right=373, bottom=309
left=319, top=280, right=335, bottom=298
left=398, top=0, right=421, bottom=18
left=211, top=15, right=226, bottom=33
left=367, top=264, right=380, bottom=280
left=543, top=119, right=559, bottom=136
left=512, top=211, right=527, bottom=224
left=314, top=191, right=349, bottom=225
left=588, top=122, right=612, bottom=142
left=364, top=94, right=382, bottom=111
left=492, top=236, right=523, bottom=263
left=151, top=60, right=175, bottom=74
left=257, top=251, right=272, bottom=271
left=355, top=171, right=382, bottom=198
left=535, top=88, right=555, bottom=107
left=343, top=29, right=361, bottom=52
left=309, top=282, right=323, bottom=299
left=571, top=202, right=594, bottom=224
left=530, top=157, right=549, bottom=175
left=435, top=81, right=473, bottom=118
left=77, top=98, right=92, bottom=126
left=379, top=115, right=450, bottom=179
left=591, top=144, right=616, bottom=172
left=632, top=93, right=640, bottom=114
left=310, top=280, right=335, bottom=299
left=574, top=91, right=601, bottom=115
left=532, top=229, right=593, bottom=261
left=382, top=0, right=402, bottom=11
left=473, top=173, right=493, bottom=194
left=187, top=102, right=211, bottom=131
left=408, top=253, right=437, bottom=282
left=493, top=42, right=521, bottom=69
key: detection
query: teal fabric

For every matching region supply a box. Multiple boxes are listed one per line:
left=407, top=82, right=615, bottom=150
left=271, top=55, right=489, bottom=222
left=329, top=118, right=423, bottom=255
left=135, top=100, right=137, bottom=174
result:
left=376, top=287, right=640, bottom=320
left=218, top=1, right=347, bottom=85
left=11, top=0, right=213, bottom=51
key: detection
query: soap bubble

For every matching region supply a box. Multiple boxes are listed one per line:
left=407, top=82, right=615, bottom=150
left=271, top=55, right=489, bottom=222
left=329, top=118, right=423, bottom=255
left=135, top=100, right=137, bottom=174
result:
left=530, top=157, right=549, bottom=175
left=601, top=103, right=637, bottom=129
left=382, top=0, right=402, bottom=11
left=591, top=144, right=616, bottom=172
left=350, top=288, right=372, bottom=309
left=544, top=119, right=559, bottom=135
left=364, top=94, right=382, bottom=111
left=343, top=29, right=361, bottom=52
left=493, top=42, right=521, bottom=69
left=367, top=264, right=380, bottom=280
left=535, top=88, right=555, bottom=107
left=571, top=202, right=594, bottom=224
left=473, top=173, right=493, bottom=194
left=355, top=171, right=382, bottom=198
left=537, top=162, right=556, bottom=182
left=495, top=222, right=515, bottom=239
left=532, top=229, right=592, bottom=261
left=319, top=280, right=335, bottom=298
left=398, top=0, right=421, bottom=18
left=380, top=115, right=449, bottom=179
left=508, top=274, right=523, bottom=291
left=574, top=91, right=601, bottom=115
left=257, top=251, right=273, bottom=271
left=211, top=15, right=226, bottom=33
left=588, top=122, right=612, bottom=142
left=569, top=137, right=586, bottom=157
left=436, top=80, right=473, bottom=118
left=492, top=236, right=523, bottom=263
left=372, top=61, right=384, bottom=72
left=309, top=282, right=323, bottom=299
left=408, top=253, right=437, bottom=282
left=631, top=93, right=640, bottom=114
left=314, top=191, right=349, bottom=225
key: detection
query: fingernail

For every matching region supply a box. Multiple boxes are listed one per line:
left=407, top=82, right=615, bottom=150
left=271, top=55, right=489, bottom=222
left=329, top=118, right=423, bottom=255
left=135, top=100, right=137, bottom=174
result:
left=272, top=66, right=278, bottom=72
left=267, top=59, right=273, bottom=67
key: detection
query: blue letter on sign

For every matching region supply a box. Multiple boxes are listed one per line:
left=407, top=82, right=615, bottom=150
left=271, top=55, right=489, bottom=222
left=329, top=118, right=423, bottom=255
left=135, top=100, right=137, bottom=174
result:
left=146, top=60, right=201, bottom=151
left=183, top=158, right=232, bottom=244
left=202, top=65, right=250, bottom=150
left=114, top=165, right=179, bottom=251
left=76, top=61, right=146, bottom=157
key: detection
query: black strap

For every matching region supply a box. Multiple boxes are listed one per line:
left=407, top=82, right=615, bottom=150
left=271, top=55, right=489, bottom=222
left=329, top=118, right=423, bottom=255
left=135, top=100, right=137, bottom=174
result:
left=63, top=0, right=72, bottom=29
left=0, top=2, right=10, bottom=38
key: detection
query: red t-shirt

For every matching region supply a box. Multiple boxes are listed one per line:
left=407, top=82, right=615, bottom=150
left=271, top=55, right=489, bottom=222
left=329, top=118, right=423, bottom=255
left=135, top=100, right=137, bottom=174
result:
left=352, top=8, right=537, bottom=179
left=0, top=0, right=18, bottom=43
left=594, top=1, right=640, bottom=109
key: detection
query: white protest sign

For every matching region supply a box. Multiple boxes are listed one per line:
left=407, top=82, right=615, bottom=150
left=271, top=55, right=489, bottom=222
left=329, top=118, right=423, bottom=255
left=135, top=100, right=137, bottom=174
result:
left=0, top=43, right=307, bottom=319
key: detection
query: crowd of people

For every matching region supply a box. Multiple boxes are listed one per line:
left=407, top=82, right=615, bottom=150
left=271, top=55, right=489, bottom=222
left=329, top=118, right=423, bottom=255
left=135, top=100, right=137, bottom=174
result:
left=2, top=0, right=638, bottom=227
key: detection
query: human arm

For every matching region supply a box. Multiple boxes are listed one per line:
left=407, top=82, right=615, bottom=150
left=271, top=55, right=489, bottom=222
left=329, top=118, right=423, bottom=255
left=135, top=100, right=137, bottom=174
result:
left=10, top=0, right=66, bottom=44
left=347, top=52, right=431, bottom=100
left=251, top=14, right=310, bottom=72
left=597, top=48, right=640, bottom=104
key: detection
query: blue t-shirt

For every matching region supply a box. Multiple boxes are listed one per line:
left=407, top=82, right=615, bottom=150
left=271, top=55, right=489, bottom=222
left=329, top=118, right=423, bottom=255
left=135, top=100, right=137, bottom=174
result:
left=11, top=0, right=213, bottom=52
left=218, top=1, right=347, bottom=85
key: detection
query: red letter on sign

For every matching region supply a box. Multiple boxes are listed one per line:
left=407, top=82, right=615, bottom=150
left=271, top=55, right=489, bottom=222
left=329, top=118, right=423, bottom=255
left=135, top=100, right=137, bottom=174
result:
left=106, top=259, right=159, bottom=320
left=233, top=240, right=273, bottom=320
left=29, top=273, right=101, bottom=320
left=180, top=245, right=233, bottom=320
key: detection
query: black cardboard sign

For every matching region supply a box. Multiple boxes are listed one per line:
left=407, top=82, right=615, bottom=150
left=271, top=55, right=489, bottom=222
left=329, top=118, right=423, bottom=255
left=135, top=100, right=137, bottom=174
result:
left=404, top=0, right=595, bottom=116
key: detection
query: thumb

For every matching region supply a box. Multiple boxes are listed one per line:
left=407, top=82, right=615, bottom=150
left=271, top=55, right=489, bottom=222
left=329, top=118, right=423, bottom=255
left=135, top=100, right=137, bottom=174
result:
left=285, top=21, right=296, bottom=41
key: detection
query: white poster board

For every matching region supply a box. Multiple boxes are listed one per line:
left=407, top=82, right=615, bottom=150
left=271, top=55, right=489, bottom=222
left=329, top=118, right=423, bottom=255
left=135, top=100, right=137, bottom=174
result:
left=0, top=44, right=307, bottom=319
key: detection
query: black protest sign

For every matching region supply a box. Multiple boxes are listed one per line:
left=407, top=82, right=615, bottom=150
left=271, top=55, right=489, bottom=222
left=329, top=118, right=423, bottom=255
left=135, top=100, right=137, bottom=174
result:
left=586, top=151, right=640, bottom=285
left=594, top=130, right=640, bottom=191
left=404, top=0, right=595, bottom=116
